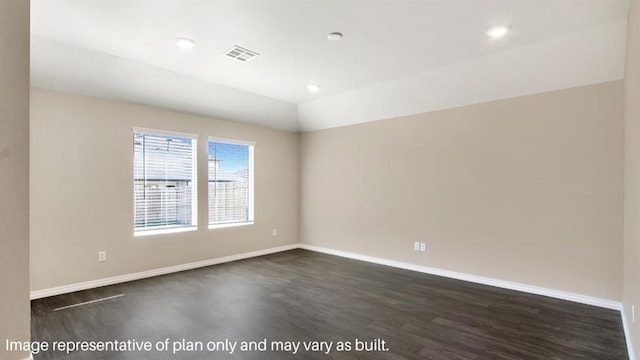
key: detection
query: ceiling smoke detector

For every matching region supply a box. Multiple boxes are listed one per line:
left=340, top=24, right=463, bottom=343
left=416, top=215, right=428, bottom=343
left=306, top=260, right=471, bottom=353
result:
left=174, top=37, right=196, bottom=49
left=327, top=32, right=343, bottom=41
left=224, top=45, right=260, bottom=62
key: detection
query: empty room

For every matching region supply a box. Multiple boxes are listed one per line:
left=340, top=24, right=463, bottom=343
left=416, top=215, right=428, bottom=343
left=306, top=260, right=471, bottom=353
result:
left=2, top=0, right=640, bottom=359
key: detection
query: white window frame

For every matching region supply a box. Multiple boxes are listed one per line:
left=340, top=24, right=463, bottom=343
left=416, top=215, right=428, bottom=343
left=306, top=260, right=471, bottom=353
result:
left=208, top=137, right=255, bottom=230
left=133, top=127, right=199, bottom=237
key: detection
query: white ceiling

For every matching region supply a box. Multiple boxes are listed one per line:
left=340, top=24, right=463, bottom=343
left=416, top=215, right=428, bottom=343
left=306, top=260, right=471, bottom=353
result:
left=31, top=0, right=630, bottom=132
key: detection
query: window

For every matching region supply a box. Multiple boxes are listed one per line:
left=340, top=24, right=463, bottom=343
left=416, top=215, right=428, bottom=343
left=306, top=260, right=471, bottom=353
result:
left=208, top=138, right=254, bottom=228
left=133, top=129, right=197, bottom=235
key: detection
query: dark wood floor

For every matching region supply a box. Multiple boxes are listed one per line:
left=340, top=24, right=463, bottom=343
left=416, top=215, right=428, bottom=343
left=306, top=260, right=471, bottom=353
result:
left=31, top=249, right=628, bottom=359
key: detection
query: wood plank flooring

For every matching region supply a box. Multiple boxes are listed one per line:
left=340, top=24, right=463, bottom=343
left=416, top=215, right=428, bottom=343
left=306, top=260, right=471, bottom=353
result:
left=31, top=249, right=628, bottom=359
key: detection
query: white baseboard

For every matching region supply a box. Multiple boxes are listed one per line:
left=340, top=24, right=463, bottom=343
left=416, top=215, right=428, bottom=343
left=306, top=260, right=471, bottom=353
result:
left=301, top=244, right=638, bottom=358
left=34, top=242, right=623, bottom=310
left=299, top=244, right=622, bottom=310
left=29, top=242, right=634, bottom=357
left=30, top=244, right=299, bottom=300
left=622, top=306, right=637, bottom=360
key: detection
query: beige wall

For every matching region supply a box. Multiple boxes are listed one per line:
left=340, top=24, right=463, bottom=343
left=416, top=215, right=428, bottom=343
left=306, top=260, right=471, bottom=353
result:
left=30, top=88, right=299, bottom=291
left=624, top=0, right=640, bottom=356
left=301, top=81, right=624, bottom=301
left=0, top=1, right=30, bottom=359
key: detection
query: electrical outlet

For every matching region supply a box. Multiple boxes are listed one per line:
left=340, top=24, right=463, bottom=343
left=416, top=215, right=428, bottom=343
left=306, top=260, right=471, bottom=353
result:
left=98, top=251, right=107, bottom=262
left=633, top=305, right=636, bottom=324
left=420, top=243, right=426, bottom=252
left=414, top=242, right=420, bottom=251
left=272, top=229, right=277, bottom=237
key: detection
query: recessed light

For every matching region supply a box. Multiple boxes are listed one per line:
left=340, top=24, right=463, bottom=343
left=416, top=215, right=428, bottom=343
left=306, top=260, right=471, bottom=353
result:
left=174, top=37, right=196, bottom=49
left=307, top=84, right=321, bottom=93
left=486, top=25, right=511, bottom=39
left=327, top=32, right=343, bottom=41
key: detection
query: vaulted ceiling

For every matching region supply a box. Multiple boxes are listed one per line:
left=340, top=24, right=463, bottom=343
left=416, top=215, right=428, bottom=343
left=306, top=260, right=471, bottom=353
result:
left=31, top=0, right=630, bottom=132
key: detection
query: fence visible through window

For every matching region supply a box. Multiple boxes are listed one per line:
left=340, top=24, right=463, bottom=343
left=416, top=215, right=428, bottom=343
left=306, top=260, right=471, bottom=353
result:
left=208, top=139, right=254, bottom=227
left=133, top=130, right=198, bottom=234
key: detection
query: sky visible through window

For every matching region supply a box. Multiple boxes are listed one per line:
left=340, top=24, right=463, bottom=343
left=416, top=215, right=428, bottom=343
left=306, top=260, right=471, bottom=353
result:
left=134, top=135, right=247, bottom=172
left=134, top=134, right=194, bottom=154
left=133, top=135, right=248, bottom=174
left=208, top=142, right=249, bottom=173
left=133, top=133, right=195, bottom=181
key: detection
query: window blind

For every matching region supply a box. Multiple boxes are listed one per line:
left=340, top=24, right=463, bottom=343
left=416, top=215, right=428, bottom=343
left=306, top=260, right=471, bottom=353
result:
left=208, top=139, right=254, bottom=226
left=133, top=130, right=198, bottom=233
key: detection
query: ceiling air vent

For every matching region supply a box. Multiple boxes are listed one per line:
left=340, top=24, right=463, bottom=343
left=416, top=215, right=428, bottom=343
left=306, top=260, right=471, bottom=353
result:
left=224, top=45, right=259, bottom=62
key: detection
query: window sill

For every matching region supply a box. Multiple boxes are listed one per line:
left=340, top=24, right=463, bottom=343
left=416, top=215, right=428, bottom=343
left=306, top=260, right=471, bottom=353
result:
left=134, top=226, right=198, bottom=237
left=209, top=222, right=254, bottom=230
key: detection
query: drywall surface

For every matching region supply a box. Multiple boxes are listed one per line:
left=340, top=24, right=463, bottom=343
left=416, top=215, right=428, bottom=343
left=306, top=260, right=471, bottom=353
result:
left=30, top=88, right=299, bottom=291
left=624, top=0, right=640, bottom=356
left=0, top=1, right=31, bottom=359
left=301, top=81, right=624, bottom=301
left=299, top=21, right=627, bottom=131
